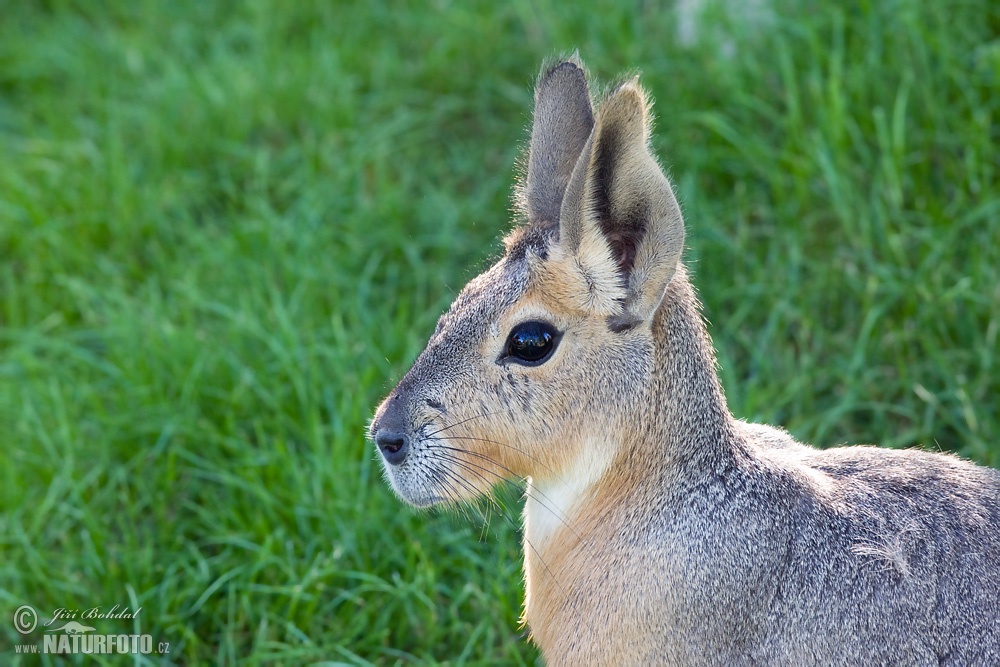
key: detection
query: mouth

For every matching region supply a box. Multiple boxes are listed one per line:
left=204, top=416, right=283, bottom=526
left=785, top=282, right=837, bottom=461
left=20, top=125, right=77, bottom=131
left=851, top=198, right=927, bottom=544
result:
left=377, top=447, right=452, bottom=508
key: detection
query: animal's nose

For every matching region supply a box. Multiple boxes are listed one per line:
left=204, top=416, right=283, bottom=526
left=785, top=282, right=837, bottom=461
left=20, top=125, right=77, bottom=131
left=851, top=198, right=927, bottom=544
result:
left=376, top=429, right=409, bottom=465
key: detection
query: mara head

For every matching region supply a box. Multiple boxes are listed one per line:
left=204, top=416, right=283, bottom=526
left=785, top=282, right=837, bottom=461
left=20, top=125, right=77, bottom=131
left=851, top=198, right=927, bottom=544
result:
left=370, top=58, right=685, bottom=507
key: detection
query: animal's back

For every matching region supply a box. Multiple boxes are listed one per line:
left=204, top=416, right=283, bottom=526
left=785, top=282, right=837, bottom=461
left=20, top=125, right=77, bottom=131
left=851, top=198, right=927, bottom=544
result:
left=747, top=432, right=1000, bottom=664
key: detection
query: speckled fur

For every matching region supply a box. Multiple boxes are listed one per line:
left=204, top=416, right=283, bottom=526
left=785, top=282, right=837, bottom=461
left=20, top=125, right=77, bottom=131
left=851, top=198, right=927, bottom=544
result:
left=370, top=59, right=1000, bottom=665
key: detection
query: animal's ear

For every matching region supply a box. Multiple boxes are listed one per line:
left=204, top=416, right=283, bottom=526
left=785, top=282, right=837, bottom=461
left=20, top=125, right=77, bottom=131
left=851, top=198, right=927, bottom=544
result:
left=557, top=79, right=685, bottom=329
left=524, top=57, right=595, bottom=227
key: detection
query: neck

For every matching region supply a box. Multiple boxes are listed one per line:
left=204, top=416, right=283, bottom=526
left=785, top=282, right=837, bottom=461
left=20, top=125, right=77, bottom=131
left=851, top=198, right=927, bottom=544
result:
left=522, top=267, right=739, bottom=647
left=642, top=265, right=736, bottom=471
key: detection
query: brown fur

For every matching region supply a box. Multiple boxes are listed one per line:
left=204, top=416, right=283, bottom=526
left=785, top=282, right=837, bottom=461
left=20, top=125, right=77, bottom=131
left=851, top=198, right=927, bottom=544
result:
left=370, top=59, right=1000, bottom=664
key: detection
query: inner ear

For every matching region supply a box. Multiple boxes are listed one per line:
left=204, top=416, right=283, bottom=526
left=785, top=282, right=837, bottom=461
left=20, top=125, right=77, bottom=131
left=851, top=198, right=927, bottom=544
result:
left=587, top=94, right=650, bottom=282
left=591, top=123, right=642, bottom=279
left=604, top=226, right=640, bottom=276
left=600, top=204, right=649, bottom=279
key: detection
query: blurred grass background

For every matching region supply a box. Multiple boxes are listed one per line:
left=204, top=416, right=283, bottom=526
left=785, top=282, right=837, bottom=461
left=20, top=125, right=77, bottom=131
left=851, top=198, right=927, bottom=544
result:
left=0, top=0, right=997, bottom=664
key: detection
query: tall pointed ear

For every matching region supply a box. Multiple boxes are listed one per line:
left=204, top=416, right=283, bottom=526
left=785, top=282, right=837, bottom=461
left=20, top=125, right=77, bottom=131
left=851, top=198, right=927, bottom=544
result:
left=524, top=57, right=595, bottom=226
left=558, top=79, right=685, bottom=329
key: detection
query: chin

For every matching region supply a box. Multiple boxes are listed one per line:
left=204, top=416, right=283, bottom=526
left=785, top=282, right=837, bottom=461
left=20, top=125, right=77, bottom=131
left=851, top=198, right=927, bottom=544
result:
left=394, top=486, right=450, bottom=508
left=382, top=472, right=446, bottom=509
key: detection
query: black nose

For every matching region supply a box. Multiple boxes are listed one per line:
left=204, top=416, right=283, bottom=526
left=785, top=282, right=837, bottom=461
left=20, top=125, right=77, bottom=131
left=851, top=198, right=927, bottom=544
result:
left=376, top=429, right=409, bottom=465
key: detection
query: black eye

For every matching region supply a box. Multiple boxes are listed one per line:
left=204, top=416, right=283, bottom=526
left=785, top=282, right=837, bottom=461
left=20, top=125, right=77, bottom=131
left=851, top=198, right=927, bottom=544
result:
left=503, top=321, right=560, bottom=365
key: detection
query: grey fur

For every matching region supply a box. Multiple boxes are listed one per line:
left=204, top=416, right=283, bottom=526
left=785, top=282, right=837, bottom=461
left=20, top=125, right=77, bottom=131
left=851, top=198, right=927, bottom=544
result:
left=371, top=59, right=1000, bottom=665
left=526, top=58, right=594, bottom=227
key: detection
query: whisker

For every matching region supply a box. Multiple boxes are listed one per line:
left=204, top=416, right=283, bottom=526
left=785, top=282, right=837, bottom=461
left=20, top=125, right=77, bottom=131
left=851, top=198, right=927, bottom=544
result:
left=424, top=412, right=500, bottom=439
left=426, top=460, right=479, bottom=524
left=427, top=436, right=576, bottom=513
left=430, top=462, right=572, bottom=603
left=425, top=422, right=579, bottom=529
left=427, top=442, right=588, bottom=547
left=427, top=455, right=592, bottom=592
left=432, top=462, right=508, bottom=535
left=436, top=435, right=558, bottom=476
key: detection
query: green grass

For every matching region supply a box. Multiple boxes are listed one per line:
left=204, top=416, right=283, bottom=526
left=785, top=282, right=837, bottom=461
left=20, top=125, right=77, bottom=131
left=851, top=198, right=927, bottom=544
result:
left=0, top=0, right=997, bottom=663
